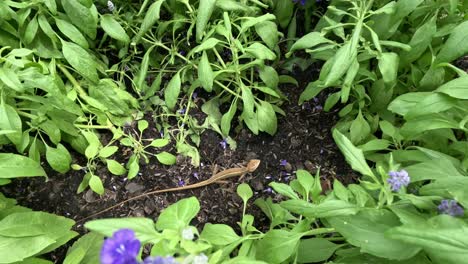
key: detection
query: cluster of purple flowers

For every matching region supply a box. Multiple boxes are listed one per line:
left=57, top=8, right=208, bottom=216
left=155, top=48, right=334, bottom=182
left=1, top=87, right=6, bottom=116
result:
left=387, top=169, right=410, bottom=192
left=101, top=229, right=177, bottom=264
left=293, top=0, right=306, bottom=5
left=438, top=199, right=464, bottom=217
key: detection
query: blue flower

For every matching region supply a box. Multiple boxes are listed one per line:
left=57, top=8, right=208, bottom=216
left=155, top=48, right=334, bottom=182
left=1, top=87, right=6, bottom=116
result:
left=280, top=159, right=288, bottom=166
left=293, top=0, right=306, bottom=5
left=143, top=256, right=178, bottom=264
left=101, top=229, right=141, bottom=264
left=387, top=170, right=410, bottom=192
left=438, top=199, right=464, bottom=217
left=220, top=139, right=227, bottom=150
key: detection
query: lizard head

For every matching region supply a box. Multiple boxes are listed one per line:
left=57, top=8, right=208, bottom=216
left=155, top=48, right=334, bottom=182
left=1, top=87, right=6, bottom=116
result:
left=246, top=159, right=261, bottom=172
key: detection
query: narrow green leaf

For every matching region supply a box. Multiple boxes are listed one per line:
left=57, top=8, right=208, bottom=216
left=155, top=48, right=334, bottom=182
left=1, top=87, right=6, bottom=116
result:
left=198, top=51, right=214, bottom=92
left=287, top=32, right=333, bottom=57
left=164, top=72, right=181, bottom=110
left=435, top=20, right=468, bottom=64
left=100, top=14, right=130, bottom=43
left=133, top=0, right=164, bottom=43
left=61, top=0, right=97, bottom=39
left=196, top=0, right=216, bottom=41
left=55, top=18, right=89, bottom=48
left=24, top=16, right=38, bottom=44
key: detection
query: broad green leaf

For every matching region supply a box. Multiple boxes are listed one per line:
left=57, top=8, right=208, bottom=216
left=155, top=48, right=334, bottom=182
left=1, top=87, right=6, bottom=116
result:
left=89, top=175, right=104, bottom=195
left=0, top=103, right=22, bottom=146
left=405, top=159, right=464, bottom=182
left=388, top=92, right=432, bottom=116
left=61, top=0, right=97, bottom=39
left=216, top=0, right=250, bottom=12
left=400, top=15, right=436, bottom=66
left=156, top=197, right=200, bottom=230
left=256, top=101, right=277, bottom=135
left=38, top=14, right=58, bottom=43
left=349, top=111, right=371, bottom=145
left=98, top=146, right=118, bottom=158
left=328, top=209, right=421, bottom=260
left=436, top=75, right=468, bottom=99
left=55, top=18, right=89, bottom=48
left=255, top=230, right=302, bottom=263
left=280, top=199, right=359, bottom=218
left=240, top=14, right=276, bottom=34
left=296, top=170, right=314, bottom=194
left=237, top=183, right=253, bottom=204
left=85, top=218, right=160, bottom=244
left=332, top=130, right=375, bottom=178
left=24, top=16, right=38, bottom=44
left=43, top=0, right=57, bottom=14
left=106, top=160, right=126, bottom=175
left=191, top=38, right=220, bottom=53
left=221, top=99, right=237, bottom=136
left=164, top=72, right=181, bottom=110
left=258, top=66, right=279, bottom=89
left=274, top=0, right=294, bottom=28
left=137, top=120, right=148, bottom=133
left=196, top=0, right=216, bottom=41
left=323, top=43, right=357, bottom=86
left=149, top=138, right=169, bottom=148
left=127, top=157, right=139, bottom=179
left=133, top=0, right=164, bottom=43
left=404, top=93, right=457, bottom=120
left=386, top=215, right=468, bottom=263
left=255, top=21, right=278, bottom=49
left=100, top=15, right=130, bottom=43
left=46, top=144, right=72, bottom=174
left=245, top=43, right=276, bottom=60
left=297, top=238, right=342, bottom=263
left=269, top=182, right=299, bottom=200
left=0, top=67, right=24, bottom=92
left=435, top=20, right=468, bottom=64
left=378, top=52, right=399, bottom=85
left=0, top=154, right=46, bottom=178
left=155, top=152, right=176, bottom=165
left=64, top=232, right=103, bottom=264
left=358, top=139, right=390, bottom=152
left=61, top=40, right=99, bottom=82
left=198, top=51, right=213, bottom=92
left=200, top=224, right=240, bottom=246
left=287, top=32, right=333, bottom=57
left=400, top=115, right=459, bottom=138
left=82, top=131, right=100, bottom=159
left=333, top=180, right=349, bottom=202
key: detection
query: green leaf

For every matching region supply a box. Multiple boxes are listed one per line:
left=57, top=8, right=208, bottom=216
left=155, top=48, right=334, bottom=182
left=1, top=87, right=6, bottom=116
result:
left=196, top=0, right=216, bottom=42
left=164, top=72, right=181, bottom=110
left=245, top=43, right=276, bottom=60
left=200, top=224, right=240, bottom=246
left=156, top=197, right=200, bottom=230
left=404, top=93, right=457, bottom=120
left=256, top=101, right=277, bottom=135
left=198, top=51, right=214, bottom=92
left=435, top=20, right=468, bottom=64
left=85, top=218, right=160, bottom=244
left=258, top=65, right=279, bottom=89
left=386, top=215, right=468, bottom=263
left=435, top=75, right=468, bottom=99
left=297, top=238, right=342, bottom=263
left=100, top=14, right=130, bottom=43
left=349, top=111, right=371, bottom=145
left=221, top=99, right=237, bottom=136
left=0, top=103, right=22, bottom=147
left=64, top=232, right=103, bottom=264
left=274, top=0, right=294, bottom=28
left=388, top=92, right=432, bottom=116
left=61, top=0, right=97, bottom=39
left=98, top=146, right=118, bottom=158
left=155, top=152, right=176, bottom=165
left=237, top=183, right=253, bottom=204
left=0, top=67, right=24, bottom=92
left=323, top=43, right=357, bottom=86
left=46, top=144, right=72, bottom=174
left=149, top=138, right=169, bottom=148
left=82, top=131, right=101, bottom=159
left=299, top=81, right=326, bottom=104
left=378, top=52, right=399, bottom=85
left=240, top=14, right=276, bottom=34
left=61, top=40, right=99, bottom=82
left=127, top=156, right=140, bottom=179
left=241, top=85, right=255, bottom=118
left=255, top=21, right=279, bottom=50
left=400, top=115, right=459, bottom=138
left=137, top=120, right=148, bottom=133
left=24, top=16, right=39, bottom=44
left=255, top=230, right=302, bottom=263
left=89, top=175, right=104, bottom=195
left=296, top=170, right=314, bottom=194
left=358, top=139, right=390, bottom=152
left=281, top=199, right=359, bottom=218
left=405, top=159, right=464, bottom=182
left=332, top=130, right=375, bottom=178
left=341, top=58, right=359, bottom=103
left=133, top=0, right=164, bottom=43
left=400, top=15, right=437, bottom=66
left=55, top=18, right=89, bottom=48
left=106, top=160, right=126, bottom=176
left=269, top=182, right=299, bottom=200
left=0, top=153, right=46, bottom=178
left=328, top=209, right=421, bottom=260
left=287, top=32, right=333, bottom=57
left=191, top=38, right=220, bottom=53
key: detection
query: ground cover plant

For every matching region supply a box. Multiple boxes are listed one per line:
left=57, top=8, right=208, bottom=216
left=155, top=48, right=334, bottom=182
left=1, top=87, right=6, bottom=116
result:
left=0, top=0, right=467, bottom=263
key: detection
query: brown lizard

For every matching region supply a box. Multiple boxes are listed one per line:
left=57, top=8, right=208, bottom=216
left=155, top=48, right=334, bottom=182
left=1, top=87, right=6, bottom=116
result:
left=77, top=159, right=261, bottom=222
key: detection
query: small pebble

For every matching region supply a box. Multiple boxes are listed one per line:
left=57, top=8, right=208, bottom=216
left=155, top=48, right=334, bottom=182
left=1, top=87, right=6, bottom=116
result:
left=125, top=182, right=144, bottom=193
left=284, top=162, right=293, bottom=172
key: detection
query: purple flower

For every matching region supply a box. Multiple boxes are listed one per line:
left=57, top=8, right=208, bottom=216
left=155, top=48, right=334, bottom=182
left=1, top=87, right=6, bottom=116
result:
left=387, top=169, right=410, bottom=192
left=193, top=172, right=199, bottom=179
left=220, top=139, right=227, bottom=150
left=178, top=179, right=185, bottom=187
left=280, top=159, right=288, bottom=166
left=101, top=229, right=141, bottom=264
left=192, top=92, right=198, bottom=100
left=293, top=0, right=306, bottom=5
left=438, top=199, right=464, bottom=217
left=143, top=256, right=178, bottom=264
left=177, top=108, right=186, bottom=114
